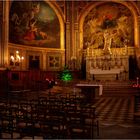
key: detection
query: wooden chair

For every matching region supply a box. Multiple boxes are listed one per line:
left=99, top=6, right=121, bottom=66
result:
left=16, top=102, right=34, bottom=138
left=40, top=107, right=67, bottom=139
left=0, top=105, right=20, bottom=139
left=16, top=102, right=42, bottom=139
left=133, top=95, right=140, bottom=121
left=66, top=108, right=89, bottom=139
left=81, top=104, right=99, bottom=138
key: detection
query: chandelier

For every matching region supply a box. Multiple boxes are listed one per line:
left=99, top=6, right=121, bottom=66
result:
left=10, top=50, right=24, bottom=66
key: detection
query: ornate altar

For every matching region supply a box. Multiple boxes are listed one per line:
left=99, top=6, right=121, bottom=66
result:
left=82, top=2, right=137, bottom=81
left=86, top=47, right=129, bottom=81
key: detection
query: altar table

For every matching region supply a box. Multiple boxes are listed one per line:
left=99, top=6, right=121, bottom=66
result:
left=90, top=68, right=123, bottom=75
left=76, top=84, right=103, bottom=103
left=90, top=68, right=124, bottom=80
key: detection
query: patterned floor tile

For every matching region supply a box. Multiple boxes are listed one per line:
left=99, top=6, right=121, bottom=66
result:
left=95, top=96, right=134, bottom=124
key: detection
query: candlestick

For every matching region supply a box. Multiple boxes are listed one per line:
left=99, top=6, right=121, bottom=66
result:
left=136, top=77, right=139, bottom=85
left=87, top=48, right=89, bottom=56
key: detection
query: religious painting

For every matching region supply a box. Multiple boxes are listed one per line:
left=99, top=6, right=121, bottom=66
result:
left=9, top=1, right=60, bottom=48
left=83, top=2, right=134, bottom=50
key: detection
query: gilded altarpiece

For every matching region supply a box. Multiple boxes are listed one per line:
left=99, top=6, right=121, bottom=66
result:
left=83, top=2, right=135, bottom=80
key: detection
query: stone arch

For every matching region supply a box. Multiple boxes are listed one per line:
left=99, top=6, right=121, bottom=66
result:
left=46, top=1, right=65, bottom=50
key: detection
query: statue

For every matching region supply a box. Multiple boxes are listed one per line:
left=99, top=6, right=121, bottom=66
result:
left=103, top=30, right=112, bottom=54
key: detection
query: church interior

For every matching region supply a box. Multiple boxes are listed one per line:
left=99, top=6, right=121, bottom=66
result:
left=0, top=0, right=140, bottom=139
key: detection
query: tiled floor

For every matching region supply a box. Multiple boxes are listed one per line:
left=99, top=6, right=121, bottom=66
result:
left=95, top=96, right=134, bottom=124
left=93, top=82, right=140, bottom=139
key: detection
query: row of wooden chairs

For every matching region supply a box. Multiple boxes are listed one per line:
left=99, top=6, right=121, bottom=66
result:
left=133, top=95, right=140, bottom=121
left=0, top=96, right=99, bottom=139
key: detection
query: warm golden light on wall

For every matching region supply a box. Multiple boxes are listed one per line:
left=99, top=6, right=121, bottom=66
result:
left=10, top=50, right=24, bottom=66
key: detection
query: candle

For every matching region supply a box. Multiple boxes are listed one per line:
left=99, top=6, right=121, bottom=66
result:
left=87, top=48, right=89, bottom=56
left=136, top=77, right=139, bottom=85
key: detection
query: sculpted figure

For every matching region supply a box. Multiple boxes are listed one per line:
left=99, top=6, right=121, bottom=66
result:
left=103, top=30, right=112, bottom=54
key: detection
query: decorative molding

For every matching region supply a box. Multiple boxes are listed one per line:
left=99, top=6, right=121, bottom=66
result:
left=46, top=52, right=62, bottom=71
left=55, top=0, right=65, bottom=17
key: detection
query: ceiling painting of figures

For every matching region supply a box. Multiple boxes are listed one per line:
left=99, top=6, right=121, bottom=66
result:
left=9, top=1, right=60, bottom=48
left=83, top=2, right=134, bottom=50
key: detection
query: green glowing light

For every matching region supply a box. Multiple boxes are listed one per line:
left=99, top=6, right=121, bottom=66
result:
left=59, top=66, right=73, bottom=82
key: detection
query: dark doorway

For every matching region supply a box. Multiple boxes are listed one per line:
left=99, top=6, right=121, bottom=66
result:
left=129, top=55, right=138, bottom=80
left=29, top=56, right=40, bottom=70
left=81, top=56, right=86, bottom=79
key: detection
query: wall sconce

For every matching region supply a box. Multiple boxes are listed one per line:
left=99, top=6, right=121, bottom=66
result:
left=10, top=50, right=24, bottom=66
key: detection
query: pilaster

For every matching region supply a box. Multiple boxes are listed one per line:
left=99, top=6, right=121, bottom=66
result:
left=42, top=52, right=46, bottom=71
left=2, top=1, right=9, bottom=67
left=135, top=16, right=140, bottom=48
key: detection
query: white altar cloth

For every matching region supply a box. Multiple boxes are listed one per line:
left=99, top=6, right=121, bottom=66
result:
left=90, top=68, right=124, bottom=75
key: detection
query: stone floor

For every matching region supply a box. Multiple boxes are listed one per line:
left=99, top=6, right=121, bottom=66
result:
left=96, top=123, right=140, bottom=139
left=96, top=96, right=133, bottom=123
left=93, top=80, right=140, bottom=139
left=94, top=96, right=140, bottom=139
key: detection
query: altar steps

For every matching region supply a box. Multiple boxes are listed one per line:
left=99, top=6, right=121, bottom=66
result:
left=100, top=81, right=139, bottom=97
